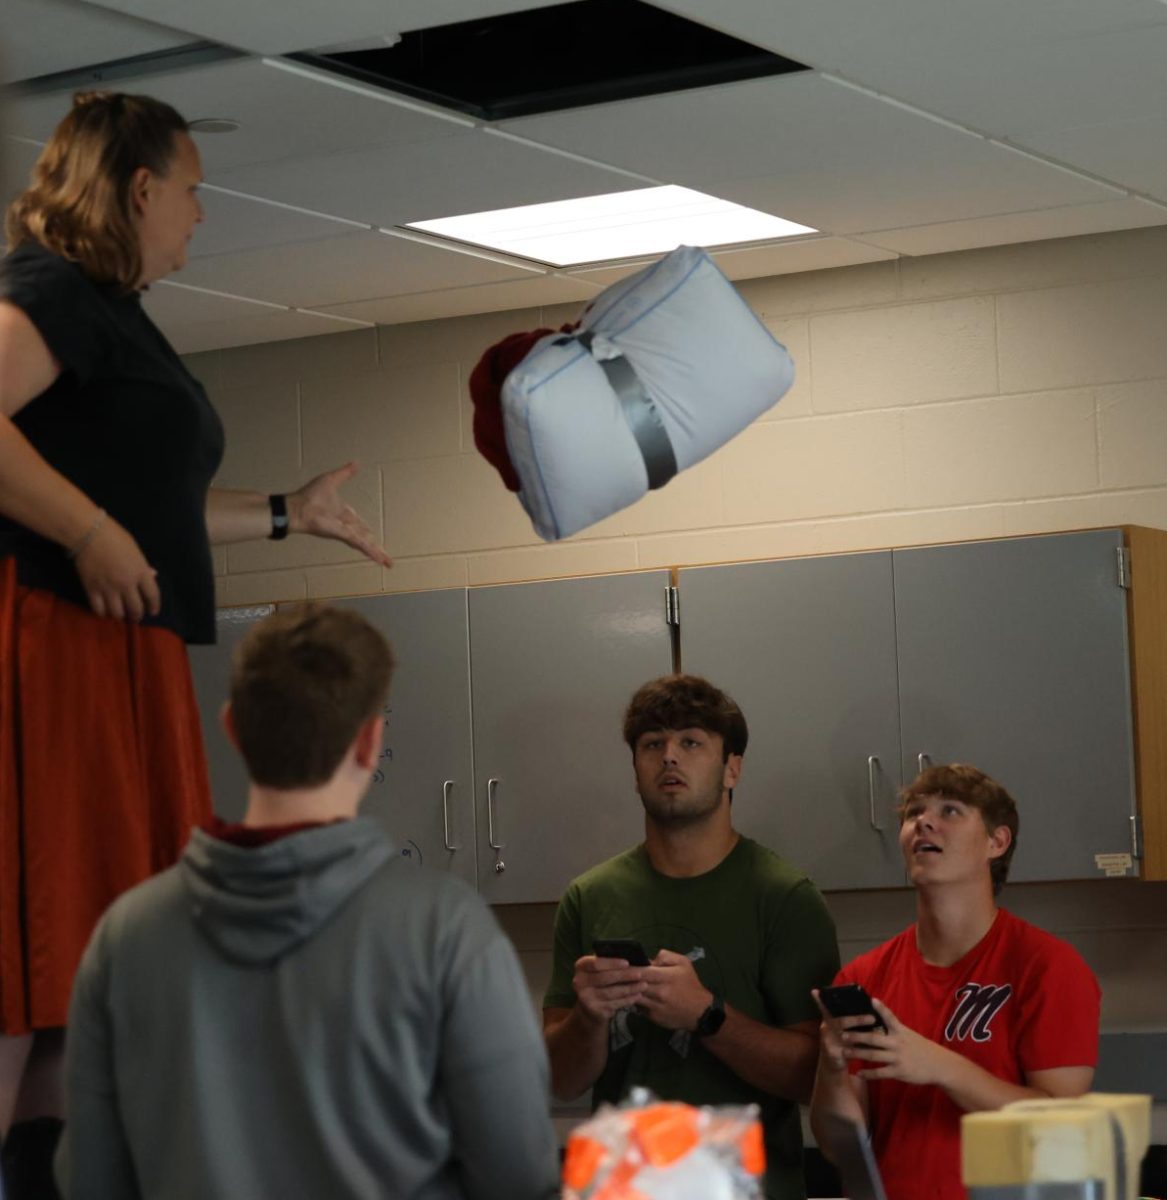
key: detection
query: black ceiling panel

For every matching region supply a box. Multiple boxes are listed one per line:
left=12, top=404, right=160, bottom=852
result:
left=291, top=0, right=808, bottom=121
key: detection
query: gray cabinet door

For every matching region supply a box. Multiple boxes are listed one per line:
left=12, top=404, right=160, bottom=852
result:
left=677, top=554, right=905, bottom=891
left=187, top=605, right=274, bottom=822
left=331, top=591, right=477, bottom=887
left=470, top=572, right=674, bottom=904
left=894, top=530, right=1137, bottom=882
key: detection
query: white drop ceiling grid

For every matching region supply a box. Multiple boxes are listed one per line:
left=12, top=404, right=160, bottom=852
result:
left=500, top=74, right=1126, bottom=234
left=1, top=0, right=1166, bottom=352
left=0, top=0, right=191, bottom=84
left=176, top=229, right=546, bottom=309
left=61, top=0, right=574, bottom=56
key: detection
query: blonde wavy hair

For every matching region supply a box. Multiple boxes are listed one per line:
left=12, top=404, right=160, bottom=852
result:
left=5, top=91, right=188, bottom=291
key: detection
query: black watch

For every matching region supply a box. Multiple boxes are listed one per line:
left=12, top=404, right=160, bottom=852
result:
left=268, top=493, right=289, bottom=540
left=694, top=992, right=726, bottom=1039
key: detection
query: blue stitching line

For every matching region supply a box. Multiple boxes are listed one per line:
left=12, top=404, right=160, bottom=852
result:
left=583, top=249, right=672, bottom=329
left=607, top=252, right=705, bottom=339
left=519, top=253, right=700, bottom=394
left=523, top=399, right=561, bottom=540
left=515, top=250, right=678, bottom=387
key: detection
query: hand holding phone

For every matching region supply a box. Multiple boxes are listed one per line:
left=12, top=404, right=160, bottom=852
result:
left=572, top=939, right=650, bottom=1024
left=592, top=937, right=651, bottom=966
left=818, top=983, right=887, bottom=1033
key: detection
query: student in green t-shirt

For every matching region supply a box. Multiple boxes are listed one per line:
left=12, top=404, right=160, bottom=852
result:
left=543, top=674, right=840, bottom=1200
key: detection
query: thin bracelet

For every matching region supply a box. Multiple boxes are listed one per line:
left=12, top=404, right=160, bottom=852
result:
left=67, top=508, right=108, bottom=560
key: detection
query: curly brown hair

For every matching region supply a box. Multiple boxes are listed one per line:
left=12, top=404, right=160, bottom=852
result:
left=5, top=91, right=188, bottom=291
left=899, top=763, right=1019, bottom=895
left=230, top=604, right=396, bottom=790
left=622, top=674, right=748, bottom=761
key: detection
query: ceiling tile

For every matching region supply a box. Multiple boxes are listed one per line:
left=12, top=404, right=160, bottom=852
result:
left=656, top=0, right=1164, bottom=66
left=0, top=138, right=41, bottom=208
left=142, top=281, right=286, bottom=324
left=656, top=0, right=1167, bottom=140
left=657, top=1, right=1167, bottom=201
left=711, top=237, right=896, bottom=279
left=314, top=273, right=602, bottom=325
left=859, top=198, right=1167, bottom=257
left=165, top=309, right=373, bottom=355
left=81, top=0, right=573, bottom=55
left=6, top=0, right=1167, bottom=341
left=144, top=279, right=376, bottom=353
left=931, top=20, right=1167, bottom=139
left=569, top=236, right=896, bottom=287
left=192, top=188, right=364, bottom=257
left=175, top=230, right=537, bottom=309
left=5, top=57, right=470, bottom=175
left=0, top=0, right=190, bottom=84
left=1019, top=118, right=1167, bottom=202
left=503, top=74, right=1120, bottom=235
left=210, top=128, right=646, bottom=228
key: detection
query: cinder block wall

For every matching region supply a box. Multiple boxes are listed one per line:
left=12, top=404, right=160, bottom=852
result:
left=187, top=223, right=1167, bottom=1137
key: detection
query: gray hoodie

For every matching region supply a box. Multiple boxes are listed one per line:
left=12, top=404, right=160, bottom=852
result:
left=58, top=818, right=560, bottom=1200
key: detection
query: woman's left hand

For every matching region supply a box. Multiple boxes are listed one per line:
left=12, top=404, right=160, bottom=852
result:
left=289, top=462, right=392, bottom=567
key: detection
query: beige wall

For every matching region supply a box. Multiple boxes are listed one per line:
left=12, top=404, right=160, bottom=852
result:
left=187, top=222, right=1167, bottom=1135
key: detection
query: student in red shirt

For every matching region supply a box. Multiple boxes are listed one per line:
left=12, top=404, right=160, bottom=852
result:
left=809, top=764, right=1099, bottom=1200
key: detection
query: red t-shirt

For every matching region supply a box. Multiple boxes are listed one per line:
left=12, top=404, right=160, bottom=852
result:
left=835, top=908, right=1100, bottom=1200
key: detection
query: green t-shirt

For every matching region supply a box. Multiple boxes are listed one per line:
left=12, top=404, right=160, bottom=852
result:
left=545, top=835, right=840, bottom=1200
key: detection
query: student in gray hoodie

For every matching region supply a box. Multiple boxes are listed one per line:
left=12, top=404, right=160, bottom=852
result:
left=56, top=602, right=561, bottom=1200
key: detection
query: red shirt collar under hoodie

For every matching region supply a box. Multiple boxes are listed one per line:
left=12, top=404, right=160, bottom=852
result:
left=202, top=815, right=343, bottom=848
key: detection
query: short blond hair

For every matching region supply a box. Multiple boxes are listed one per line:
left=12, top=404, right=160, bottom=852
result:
left=5, top=91, right=188, bottom=291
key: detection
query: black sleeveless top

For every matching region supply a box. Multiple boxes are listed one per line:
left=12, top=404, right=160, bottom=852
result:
left=0, top=243, right=224, bottom=644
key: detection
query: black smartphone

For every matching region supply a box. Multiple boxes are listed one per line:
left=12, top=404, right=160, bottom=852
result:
left=592, top=937, right=651, bottom=966
left=818, top=983, right=887, bottom=1033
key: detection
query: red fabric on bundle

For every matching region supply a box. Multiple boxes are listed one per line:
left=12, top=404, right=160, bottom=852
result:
left=469, top=324, right=578, bottom=492
left=0, top=560, right=212, bottom=1033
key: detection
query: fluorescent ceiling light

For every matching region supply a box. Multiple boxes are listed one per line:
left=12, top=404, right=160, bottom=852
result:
left=405, top=185, right=817, bottom=267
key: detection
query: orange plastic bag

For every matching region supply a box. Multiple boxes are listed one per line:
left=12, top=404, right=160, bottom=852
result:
left=561, top=1091, right=764, bottom=1200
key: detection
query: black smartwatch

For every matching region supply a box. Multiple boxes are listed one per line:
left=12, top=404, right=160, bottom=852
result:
left=268, top=493, right=289, bottom=540
left=694, top=992, right=726, bottom=1039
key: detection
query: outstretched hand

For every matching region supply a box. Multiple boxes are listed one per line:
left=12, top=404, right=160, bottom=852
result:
left=289, top=463, right=392, bottom=568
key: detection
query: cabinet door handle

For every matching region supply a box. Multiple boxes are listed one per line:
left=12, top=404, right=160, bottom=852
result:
left=487, top=778, right=504, bottom=850
left=441, top=780, right=459, bottom=851
left=867, top=756, right=884, bottom=832
left=917, top=752, right=930, bottom=775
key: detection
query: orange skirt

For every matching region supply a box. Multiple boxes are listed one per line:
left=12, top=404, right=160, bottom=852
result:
left=0, top=559, right=211, bottom=1034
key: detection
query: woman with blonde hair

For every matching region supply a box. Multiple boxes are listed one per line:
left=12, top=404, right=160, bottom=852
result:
left=0, top=90, right=390, bottom=1195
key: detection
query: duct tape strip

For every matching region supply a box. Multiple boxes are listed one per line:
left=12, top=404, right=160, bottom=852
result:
left=577, top=331, right=677, bottom=491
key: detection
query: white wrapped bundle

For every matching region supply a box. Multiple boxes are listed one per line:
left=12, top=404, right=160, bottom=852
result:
left=502, top=245, right=794, bottom=541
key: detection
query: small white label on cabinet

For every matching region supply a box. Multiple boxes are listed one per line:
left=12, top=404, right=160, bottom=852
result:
left=1094, top=852, right=1133, bottom=876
